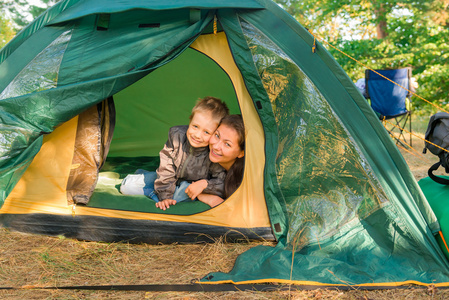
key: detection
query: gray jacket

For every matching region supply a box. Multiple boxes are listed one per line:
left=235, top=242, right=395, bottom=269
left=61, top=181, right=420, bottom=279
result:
left=154, top=125, right=226, bottom=200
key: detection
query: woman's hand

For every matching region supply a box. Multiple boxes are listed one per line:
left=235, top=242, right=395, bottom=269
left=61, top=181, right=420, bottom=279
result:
left=185, top=180, right=208, bottom=200
left=155, top=199, right=177, bottom=210
left=197, top=193, right=224, bottom=208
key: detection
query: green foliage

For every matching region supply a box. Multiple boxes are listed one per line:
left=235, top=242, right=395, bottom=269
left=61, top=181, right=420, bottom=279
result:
left=0, top=0, right=57, bottom=50
left=0, top=0, right=56, bottom=30
left=1, top=0, right=447, bottom=113
left=274, top=0, right=449, bottom=113
left=0, top=14, right=15, bottom=48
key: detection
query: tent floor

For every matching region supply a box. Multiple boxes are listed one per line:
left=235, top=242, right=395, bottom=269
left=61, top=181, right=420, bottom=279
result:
left=0, top=156, right=276, bottom=243
left=90, top=156, right=210, bottom=215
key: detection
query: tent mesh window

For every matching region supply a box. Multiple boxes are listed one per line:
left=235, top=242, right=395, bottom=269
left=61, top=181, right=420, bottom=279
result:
left=0, top=30, right=72, bottom=99
left=240, top=19, right=389, bottom=249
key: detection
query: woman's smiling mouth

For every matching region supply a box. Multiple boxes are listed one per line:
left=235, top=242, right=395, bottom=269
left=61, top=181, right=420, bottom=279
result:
left=211, top=149, right=222, bottom=157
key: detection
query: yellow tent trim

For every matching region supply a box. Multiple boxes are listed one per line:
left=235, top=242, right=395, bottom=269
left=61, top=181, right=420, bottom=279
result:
left=197, top=279, right=449, bottom=287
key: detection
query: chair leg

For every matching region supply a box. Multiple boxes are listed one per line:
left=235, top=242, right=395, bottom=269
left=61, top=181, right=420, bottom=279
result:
left=384, top=112, right=411, bottom=147
left=394, top=115, right=407, bottom=145
left=409, top=111, right=412, bottom=147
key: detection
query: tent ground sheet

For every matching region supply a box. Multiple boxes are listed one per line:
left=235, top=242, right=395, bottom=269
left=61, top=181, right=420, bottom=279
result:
left=89, top=156, right=210, bottom=215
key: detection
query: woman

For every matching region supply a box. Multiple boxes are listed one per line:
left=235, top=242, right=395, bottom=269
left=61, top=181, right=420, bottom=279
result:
left=194, top=114, right=245, bottom=207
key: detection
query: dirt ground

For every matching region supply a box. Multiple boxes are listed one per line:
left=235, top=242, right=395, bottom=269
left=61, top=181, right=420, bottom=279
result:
left=1, top=120, right=449, bottom=299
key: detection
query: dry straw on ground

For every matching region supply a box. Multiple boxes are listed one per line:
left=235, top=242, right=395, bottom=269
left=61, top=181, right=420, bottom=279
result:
left=1, top=124, right=449, bottom=299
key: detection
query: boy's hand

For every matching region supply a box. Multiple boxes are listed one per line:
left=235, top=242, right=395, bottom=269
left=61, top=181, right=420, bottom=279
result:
left=156, top=199, right=177, bottom=210
left=185, top=180, right=208, bottom=200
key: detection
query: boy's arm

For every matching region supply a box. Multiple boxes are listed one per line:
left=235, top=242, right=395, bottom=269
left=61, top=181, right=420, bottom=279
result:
left=185, top=163, right=226, bottom=200
left=185, top=179, right=208, bottom=200
left=202, top=164, right=226, bottom=198
left=154, top=130, right=178, bottom=200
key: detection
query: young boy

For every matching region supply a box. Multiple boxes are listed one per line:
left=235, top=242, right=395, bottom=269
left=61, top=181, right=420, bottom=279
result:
left=120, top=96, right=229, bottom=210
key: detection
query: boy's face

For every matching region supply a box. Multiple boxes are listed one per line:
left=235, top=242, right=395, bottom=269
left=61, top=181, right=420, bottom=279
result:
left=187, top=111, right=220, bottom=148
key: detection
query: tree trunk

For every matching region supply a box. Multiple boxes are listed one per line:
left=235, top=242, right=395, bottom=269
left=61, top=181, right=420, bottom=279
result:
left=376, top=19, right=388, bottom=39
left=373, top=2, right=388, bottom=39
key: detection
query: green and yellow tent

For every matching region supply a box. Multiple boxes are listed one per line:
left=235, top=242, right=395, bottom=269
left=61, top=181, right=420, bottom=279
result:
left=1, top=0, right=449, bottom=287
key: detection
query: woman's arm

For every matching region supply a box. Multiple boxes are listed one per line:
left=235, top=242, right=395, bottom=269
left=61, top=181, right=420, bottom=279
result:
left=197, top=193, right=224, bottom=208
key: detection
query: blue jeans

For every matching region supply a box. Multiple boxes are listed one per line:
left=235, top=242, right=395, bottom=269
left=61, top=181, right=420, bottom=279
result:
left=120, top=169, right=191, bottom=203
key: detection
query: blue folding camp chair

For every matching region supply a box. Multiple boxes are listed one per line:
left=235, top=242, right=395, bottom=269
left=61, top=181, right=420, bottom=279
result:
left=365, top=67, right=412, bottom=146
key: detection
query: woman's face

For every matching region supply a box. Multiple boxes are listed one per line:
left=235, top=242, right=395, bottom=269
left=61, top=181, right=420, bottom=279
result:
left=209, top=124, right=244, bottom=170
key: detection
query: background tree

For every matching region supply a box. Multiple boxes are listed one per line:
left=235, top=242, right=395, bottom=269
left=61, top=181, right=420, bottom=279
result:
left=0, top=0, right=447, bottom=112
left=0, top=14, right=15, bottom=48
left=0, top=0, right=56, bottom=29
left=274, top=0, right=449, bottom=112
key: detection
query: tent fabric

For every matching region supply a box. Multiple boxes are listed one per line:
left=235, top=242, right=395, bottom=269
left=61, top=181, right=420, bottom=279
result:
left=0, top=7, right=215, bottom=205
left=47, top=0, right=264, bottom=25
left=239, top=18, right=391, bottom=244
left=109, top=45, right=241, bottom=157
left=419, top=176, right=449, bottom=261
left=0, top=0, right=448, bottom=286
left=2, top=110, right=273, bottom=243
left=201, top=1, right=449, bottom=285
left=2, top=31, right=272, bottom=230
left=67, top=98, right=115, bottom=205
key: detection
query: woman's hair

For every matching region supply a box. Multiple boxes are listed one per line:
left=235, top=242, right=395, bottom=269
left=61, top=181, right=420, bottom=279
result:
left=220, top=114, right=245, bottom=198
left=190, top=96, right=229, bottom=123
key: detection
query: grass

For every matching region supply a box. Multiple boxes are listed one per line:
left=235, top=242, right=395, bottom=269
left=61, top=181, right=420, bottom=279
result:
left=2, top=229, right=449, bottom=299
left=1, top=112, right=449, bottom=299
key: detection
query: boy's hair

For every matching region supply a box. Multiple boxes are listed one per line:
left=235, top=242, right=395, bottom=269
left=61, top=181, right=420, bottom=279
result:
left=189, top=96, right=229, bottom=123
